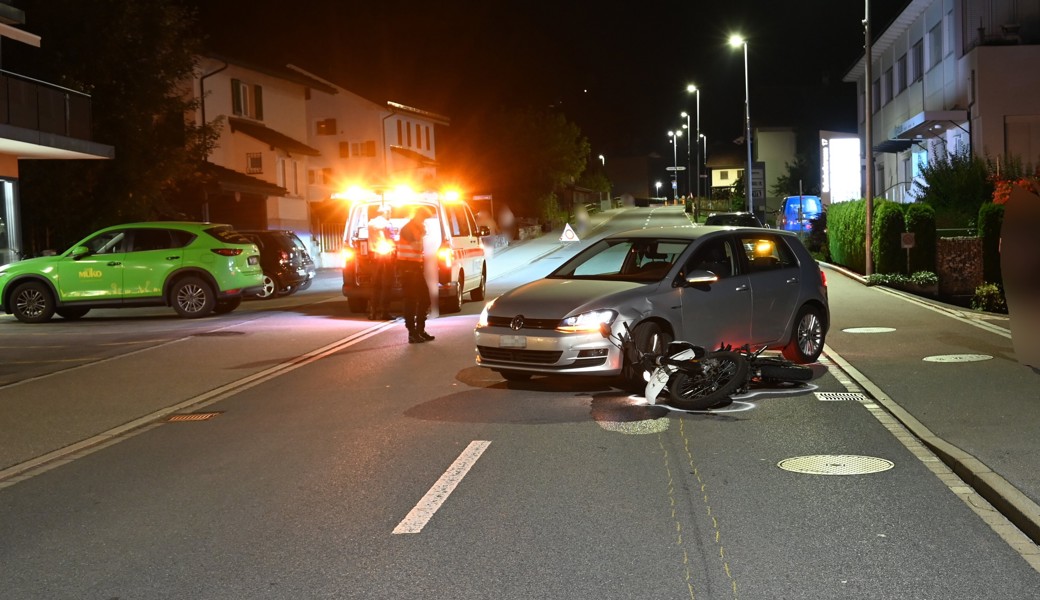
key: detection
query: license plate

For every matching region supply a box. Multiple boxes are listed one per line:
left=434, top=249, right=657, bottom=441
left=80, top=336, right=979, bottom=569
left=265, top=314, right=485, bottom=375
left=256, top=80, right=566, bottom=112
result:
left=499, top=335, right=527, bottom=348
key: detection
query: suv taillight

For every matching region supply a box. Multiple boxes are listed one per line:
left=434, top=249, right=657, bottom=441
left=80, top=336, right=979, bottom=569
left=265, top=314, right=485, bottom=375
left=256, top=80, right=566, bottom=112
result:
left=211, top=248, right=243, bottom=257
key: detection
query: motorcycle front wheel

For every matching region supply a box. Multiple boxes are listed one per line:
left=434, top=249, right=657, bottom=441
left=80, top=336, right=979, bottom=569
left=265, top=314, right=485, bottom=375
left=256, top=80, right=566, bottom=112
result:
left=666, top=351, right=748, bottom=410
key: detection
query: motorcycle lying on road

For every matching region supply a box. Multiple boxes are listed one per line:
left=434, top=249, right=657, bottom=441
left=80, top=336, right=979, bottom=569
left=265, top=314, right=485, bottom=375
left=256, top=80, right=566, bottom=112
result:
left=604, top=323, right=813, bottom=411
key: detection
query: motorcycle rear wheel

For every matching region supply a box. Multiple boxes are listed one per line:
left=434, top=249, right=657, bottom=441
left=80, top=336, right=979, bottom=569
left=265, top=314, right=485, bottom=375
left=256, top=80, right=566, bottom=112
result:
left=666, top=351, right=748, bottom=410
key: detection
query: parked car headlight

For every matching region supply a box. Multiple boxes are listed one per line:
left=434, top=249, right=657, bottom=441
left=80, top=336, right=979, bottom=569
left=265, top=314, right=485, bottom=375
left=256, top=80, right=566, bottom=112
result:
left=557, top=309, right=617, bottom=334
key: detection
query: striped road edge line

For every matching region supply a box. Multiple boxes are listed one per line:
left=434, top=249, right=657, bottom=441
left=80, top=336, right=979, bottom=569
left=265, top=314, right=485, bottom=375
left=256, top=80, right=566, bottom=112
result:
left=393, top=440, right=492, bottom=535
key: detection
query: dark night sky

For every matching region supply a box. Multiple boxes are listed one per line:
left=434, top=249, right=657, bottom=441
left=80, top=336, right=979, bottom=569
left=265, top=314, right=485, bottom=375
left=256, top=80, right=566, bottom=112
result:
left=198, top=1, right=907, bottom=162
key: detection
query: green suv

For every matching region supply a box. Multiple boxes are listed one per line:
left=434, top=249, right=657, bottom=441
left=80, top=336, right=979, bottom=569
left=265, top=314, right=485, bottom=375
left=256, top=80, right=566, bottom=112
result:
left=0, top=222, right=263, bottom=323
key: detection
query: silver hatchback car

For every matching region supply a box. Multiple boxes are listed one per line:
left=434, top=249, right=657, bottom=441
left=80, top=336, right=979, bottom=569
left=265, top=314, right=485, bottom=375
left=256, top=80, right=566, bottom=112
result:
left=474, top=226, right=828, bottom=382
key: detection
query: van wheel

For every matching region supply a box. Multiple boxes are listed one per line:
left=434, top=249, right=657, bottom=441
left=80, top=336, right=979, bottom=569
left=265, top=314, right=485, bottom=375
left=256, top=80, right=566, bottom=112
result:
left=470, top=266, right=487, bottom=301
left=440, top=275, right=464, bottom=314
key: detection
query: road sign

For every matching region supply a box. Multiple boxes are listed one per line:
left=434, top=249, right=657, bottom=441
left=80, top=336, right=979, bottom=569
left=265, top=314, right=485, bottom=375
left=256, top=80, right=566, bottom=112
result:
left=560, top=223, right=580, bottom=242
left=901, top=232, right=915, bottom=249
left=665, top=166, right=686, bottom=171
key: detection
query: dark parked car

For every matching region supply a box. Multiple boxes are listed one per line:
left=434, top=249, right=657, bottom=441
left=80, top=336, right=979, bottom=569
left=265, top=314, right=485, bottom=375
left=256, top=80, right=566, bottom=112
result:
left=238, top=230, right=316, bottom=299
left=703, top=212, right=765, bottom=227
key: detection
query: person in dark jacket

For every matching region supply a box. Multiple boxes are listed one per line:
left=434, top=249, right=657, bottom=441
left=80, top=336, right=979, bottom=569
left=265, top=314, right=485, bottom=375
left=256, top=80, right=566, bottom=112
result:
left=398, top=206, right=435, bottom=343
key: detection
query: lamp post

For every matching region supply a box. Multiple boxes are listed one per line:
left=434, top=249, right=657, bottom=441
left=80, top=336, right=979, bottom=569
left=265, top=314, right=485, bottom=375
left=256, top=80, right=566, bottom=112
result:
left=668, top=130, right=682, bottom=202
left=681, top=111, right=692, bottom=198
left=598, top=154, right=605, bottom=166
left=685, top=84, right=701, bottom=199
left=863, top=0, right=874, bottom=275
left=729, top=35, right=753, bottom=214
left=655, top=181, right=662, bottom=199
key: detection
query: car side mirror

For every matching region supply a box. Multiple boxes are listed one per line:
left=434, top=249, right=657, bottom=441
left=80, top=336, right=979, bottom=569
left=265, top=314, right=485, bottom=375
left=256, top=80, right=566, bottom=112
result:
left=69, top=245, right=91, bottom=260
left=684, top=270, right=719, bottom=285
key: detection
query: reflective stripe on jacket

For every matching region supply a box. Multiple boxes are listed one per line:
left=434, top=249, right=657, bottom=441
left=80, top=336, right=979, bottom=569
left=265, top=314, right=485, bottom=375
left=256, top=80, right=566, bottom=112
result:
left=397, top=221, right=423, bottom=262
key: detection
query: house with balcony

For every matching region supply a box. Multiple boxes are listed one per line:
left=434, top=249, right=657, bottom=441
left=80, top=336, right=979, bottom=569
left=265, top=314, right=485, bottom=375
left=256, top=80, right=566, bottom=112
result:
left=0, top=2, right=113, bottom=266
left=844, top=0, right=1040, bottom=204
left=188, top=55, right=336, bottom=247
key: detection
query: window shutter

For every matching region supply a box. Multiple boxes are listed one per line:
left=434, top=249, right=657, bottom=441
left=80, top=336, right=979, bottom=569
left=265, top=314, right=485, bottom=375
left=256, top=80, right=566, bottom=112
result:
left=254, top=85, right=264, bottom=120
left=231, top=79, right=242, bottom=115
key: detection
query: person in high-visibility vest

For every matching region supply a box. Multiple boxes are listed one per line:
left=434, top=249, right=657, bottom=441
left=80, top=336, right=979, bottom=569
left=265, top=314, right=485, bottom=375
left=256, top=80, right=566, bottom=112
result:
left=398, top=206, right=434, bottom=343
left=366, top=204, right=394, bottom=320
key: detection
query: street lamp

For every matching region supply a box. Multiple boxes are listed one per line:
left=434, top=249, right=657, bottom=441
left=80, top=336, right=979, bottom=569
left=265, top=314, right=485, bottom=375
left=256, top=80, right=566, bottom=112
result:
left=598, top=154, right=605, bottom=166
left=685, top=84, right=701, bottom=199
left=668, top=130, right=682, bottom=202
left=729, top=35, right=753, bottom=214
left=655, top=181, right=662, bottom=199
left=681, top=111, right=692, bottom=198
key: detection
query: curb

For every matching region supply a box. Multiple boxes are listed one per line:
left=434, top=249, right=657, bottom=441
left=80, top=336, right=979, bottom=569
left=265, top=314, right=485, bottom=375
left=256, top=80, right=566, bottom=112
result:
left=822, top=262, right=1040, bottom=547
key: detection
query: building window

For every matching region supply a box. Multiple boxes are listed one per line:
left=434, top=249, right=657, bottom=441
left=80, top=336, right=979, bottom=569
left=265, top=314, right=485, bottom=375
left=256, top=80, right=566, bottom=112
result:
left=231, top=79, right=264, bottom=120
left=911, top=40, right=923, bottom=83
left=406, top=121, right=412, bottom=147
left=317, top=118, right=337, bottom=135
left=339, top=142, right=350, bottom=158
left=928, top=22, right=942, bottom=70
left=883, top=67, right=893, bottom=105
left=350, top=141, right=377, bottom=157
left=720, top=170, right=729, bottom=180
left=425, top=126, right=431, bottom=150
left=415, top=124, right=422, bottom=149
left=308, top=170, right=316, bottom=185
left=246, top=152, right=262, bottom=174
left=871, top=78, right=881, bottom=113
left=895, top=55, right=907, bottom=94
left=396, top=120, right=403, bottom=145
left=322, top=168, right=333, bottom=184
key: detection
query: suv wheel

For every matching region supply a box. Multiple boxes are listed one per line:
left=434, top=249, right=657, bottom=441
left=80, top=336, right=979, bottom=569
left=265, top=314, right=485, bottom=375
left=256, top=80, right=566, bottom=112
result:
left=171, top=277, right=216, bottom=318
left=11, top=281, right=56, bottom=323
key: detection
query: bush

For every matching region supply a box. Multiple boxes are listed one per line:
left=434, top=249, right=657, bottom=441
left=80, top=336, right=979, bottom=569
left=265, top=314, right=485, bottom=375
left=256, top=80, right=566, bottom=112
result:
left=977, top=202, right=1004, bottom=285
left=828, top=199, right=869, bottom=272
left=904, top=202, right=936, bottom=273
left=972, top=282, right=1007, bottom=313
left=872, top=201, right=906, bottom=274
left=864, top=271, right=938, bottom=288
left=805, top=212, right=829, bottom=260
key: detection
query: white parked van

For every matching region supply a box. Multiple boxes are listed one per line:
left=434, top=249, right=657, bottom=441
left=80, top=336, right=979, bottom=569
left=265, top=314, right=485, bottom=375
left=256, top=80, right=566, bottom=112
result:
left=341, top=192, right=489, bottom=314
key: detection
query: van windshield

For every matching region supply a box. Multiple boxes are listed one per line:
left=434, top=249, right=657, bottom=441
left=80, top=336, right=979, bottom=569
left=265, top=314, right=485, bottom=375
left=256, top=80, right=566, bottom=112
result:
left=351, top=202, right=441, bottom=244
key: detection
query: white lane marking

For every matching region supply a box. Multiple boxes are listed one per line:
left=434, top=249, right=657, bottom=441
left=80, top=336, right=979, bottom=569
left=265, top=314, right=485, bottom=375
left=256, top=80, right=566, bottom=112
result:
left=393, top=440, right=491, bottom=535
left=0, top=321, right=399, bottom=488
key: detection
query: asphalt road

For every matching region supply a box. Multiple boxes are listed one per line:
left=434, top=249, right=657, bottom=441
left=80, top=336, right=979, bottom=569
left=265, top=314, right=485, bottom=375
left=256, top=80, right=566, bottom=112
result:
left=1, top=206, right=1038, bottom=599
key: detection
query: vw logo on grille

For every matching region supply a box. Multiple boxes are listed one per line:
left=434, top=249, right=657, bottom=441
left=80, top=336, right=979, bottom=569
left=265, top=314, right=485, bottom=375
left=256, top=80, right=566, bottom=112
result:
left=510, top=315, right=525, bottom=331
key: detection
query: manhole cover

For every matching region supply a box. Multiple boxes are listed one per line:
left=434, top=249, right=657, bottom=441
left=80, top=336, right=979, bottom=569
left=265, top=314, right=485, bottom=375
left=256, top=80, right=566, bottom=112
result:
left=815, top=392, right=868, bottom=402
left=842, top=327, right=896, bottom=333
left=922, top=354, right=993, bottom=363
left=778, top=455, right=894, bottom=475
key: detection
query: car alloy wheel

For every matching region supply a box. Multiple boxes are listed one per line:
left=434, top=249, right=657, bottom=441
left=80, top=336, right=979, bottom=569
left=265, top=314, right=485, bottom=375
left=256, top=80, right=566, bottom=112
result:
left=12, top=281, right=56, bottom=323
left=172, top=276, right=215, bottom=318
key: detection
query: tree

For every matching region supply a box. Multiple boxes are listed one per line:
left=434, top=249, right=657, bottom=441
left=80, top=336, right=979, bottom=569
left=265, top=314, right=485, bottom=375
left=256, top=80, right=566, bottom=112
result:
left=13, top=0, right=217, bottom=253
left=771, top=154, right=820, bottom=197
left=911, top=147, right=992, bottom=229
left=470, top=107, right=589, bottom=223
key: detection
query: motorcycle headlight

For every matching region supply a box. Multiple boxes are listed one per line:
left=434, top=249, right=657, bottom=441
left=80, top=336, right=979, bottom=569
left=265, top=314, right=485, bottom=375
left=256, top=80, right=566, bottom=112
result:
left=556, top=309, right=617, bottom=334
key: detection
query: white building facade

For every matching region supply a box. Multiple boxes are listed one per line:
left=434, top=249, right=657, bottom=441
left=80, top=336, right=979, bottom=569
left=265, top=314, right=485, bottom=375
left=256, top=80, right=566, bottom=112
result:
left=845, top=0, right=1040, bottom=203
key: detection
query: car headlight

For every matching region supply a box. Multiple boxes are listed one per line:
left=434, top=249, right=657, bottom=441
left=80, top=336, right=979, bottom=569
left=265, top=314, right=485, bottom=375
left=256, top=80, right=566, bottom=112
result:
left=556, top=309, right=617, bottom=334
left=476, top=298, right=496, bottom=328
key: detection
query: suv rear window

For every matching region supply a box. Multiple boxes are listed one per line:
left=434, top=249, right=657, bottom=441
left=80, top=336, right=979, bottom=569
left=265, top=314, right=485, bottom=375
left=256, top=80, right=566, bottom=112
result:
left=206, top=225, right=253, bottom=245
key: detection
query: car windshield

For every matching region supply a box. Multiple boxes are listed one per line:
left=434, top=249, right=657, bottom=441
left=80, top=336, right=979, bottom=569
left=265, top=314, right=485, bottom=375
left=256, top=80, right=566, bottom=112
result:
left=548, top=238, right=691, bottom=282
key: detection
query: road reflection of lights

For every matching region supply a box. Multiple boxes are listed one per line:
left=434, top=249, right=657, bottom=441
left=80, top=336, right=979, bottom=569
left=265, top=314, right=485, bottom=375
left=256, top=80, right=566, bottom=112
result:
left=629, top=394, right=757, bottom=414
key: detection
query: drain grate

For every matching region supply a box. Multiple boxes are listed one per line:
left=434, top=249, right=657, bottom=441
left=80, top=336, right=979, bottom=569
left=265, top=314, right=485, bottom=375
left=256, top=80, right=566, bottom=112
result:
left=815, top=391, right=868, bottom=402
left=167, top=412, right=222, bottom=422
left=778, top=454, right=894, bottom=475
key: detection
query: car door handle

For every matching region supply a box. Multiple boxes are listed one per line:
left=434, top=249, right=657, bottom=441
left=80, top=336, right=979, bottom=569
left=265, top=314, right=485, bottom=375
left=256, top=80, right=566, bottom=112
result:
left=166, top=256, right=180, bottom=260
left=735, top=284, right=750, bottom=292
left=107, top=261, right=122, bottom=266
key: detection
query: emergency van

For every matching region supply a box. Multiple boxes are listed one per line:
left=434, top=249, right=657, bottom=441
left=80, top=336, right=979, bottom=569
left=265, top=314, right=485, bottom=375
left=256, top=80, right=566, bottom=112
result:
left=341, top=191, right=489, bottom=314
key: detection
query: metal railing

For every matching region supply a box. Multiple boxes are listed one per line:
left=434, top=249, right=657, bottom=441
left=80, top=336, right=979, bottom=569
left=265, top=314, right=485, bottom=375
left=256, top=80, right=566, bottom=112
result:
left=0, top=69, right=93, bottom=139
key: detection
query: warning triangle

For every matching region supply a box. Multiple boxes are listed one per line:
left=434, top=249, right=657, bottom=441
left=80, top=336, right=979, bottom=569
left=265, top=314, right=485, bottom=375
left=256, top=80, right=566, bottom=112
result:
left=560, top=223, right=580, bottom=242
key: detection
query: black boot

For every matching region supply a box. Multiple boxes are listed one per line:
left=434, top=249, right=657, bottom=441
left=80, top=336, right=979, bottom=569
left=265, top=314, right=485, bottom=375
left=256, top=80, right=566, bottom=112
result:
left=408, top=330, right=425, bottom=344
left=418, top=331, right=435, bottom=341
